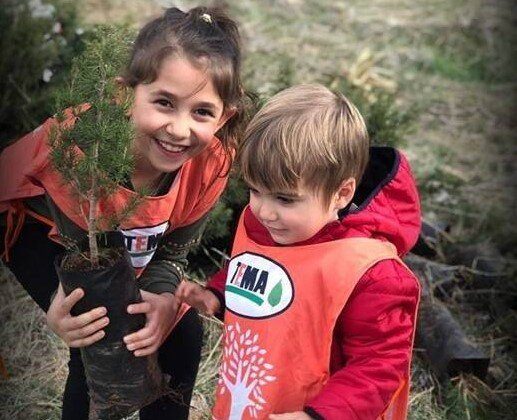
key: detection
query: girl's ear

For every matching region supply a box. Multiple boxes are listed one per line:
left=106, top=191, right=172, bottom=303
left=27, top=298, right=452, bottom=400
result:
left=333, top=177, right=356, bottom=211
left=216, top=106, right=237, bottom=131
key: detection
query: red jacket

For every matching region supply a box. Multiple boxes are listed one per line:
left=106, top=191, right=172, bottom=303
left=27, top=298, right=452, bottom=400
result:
left=208, top=147, right=421, bottom=419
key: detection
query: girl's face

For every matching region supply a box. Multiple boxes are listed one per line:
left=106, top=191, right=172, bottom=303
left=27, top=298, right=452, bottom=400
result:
left=130, top=55, right=232, bottom=179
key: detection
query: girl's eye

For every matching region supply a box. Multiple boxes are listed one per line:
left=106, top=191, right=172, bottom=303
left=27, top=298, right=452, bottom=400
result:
left=156, top=99, right=173, bottom=108
left=196, top=108, right=215, bottom=118
left=249, top=187, right=259, bottom=195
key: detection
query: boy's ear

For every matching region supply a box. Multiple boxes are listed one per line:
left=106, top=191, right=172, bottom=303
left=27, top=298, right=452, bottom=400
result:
left=216, top=106, right=237, bottom=132
left=333, top=177, right=356, bottom=210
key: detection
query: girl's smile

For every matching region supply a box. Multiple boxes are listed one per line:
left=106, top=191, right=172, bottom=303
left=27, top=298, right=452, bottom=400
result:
left=154, top=138, right=189, bottom=154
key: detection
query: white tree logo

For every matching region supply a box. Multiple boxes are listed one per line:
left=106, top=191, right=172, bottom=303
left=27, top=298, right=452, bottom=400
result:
left=218, top=322, right=276, bottom=419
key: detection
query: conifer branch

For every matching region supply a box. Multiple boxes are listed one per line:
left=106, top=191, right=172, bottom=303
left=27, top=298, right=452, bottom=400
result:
left=49, top=25, right=138, bottom=268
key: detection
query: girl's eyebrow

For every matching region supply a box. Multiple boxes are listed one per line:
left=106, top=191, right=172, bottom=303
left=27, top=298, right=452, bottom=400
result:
left=151, top=89, right=219, bottom=110
left=196, top=101, right=218, bottom=111
left=151, top=89, right=176, bottom=99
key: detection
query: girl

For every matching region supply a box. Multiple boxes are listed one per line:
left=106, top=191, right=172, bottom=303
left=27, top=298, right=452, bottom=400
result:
left=0, top=6, right=246, bottom=420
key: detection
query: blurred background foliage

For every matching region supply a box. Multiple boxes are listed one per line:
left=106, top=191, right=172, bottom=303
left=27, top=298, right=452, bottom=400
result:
left=0, top=0, right=89, bottom=145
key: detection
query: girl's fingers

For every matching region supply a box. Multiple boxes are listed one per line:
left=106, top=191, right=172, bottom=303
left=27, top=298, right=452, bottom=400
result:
left=69, top=330, right=105, bottom=348
left=62, top=306, right=107, bottom=331
left=127, top=301, right=152, bottom=315
left=68, top=316, right=109, bottom=340
left=60, top=288, right=84, bottom=315
left=139, top=290, right=152, bottom=300
left=123, top=325, right=154, bottom=344
left=126, top=335, right=158, bottom=352
left=133, top=343, right=159, bottom=357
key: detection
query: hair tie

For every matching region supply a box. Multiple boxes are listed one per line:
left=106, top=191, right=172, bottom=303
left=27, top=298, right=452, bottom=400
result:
left=200, top=13, right=212, bottom=24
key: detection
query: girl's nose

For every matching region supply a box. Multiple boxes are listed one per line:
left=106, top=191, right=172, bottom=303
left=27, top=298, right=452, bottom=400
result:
left=165, top=114, right=190, bottom=139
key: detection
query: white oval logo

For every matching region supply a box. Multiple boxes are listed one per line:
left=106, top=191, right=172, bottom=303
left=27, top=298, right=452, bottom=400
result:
left=120, top=221, right=169, bottom=268
left=225, top=252, right=294, bottom=319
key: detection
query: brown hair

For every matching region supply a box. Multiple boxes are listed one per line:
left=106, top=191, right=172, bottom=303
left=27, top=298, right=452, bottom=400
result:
left=239, top=84, right=369, bottom=207
left=124, top=6, right=246, bottom=164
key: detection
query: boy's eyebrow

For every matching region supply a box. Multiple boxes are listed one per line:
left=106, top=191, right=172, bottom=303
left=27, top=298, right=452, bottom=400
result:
left=151, top=89, right=218, bottom=109
left=244, top=181, right=302, bottom=198
left=275, top=191, right=302, bottom=198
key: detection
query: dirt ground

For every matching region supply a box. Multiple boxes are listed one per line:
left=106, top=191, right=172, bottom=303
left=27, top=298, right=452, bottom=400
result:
left=0, top=0, right=515, bottom=418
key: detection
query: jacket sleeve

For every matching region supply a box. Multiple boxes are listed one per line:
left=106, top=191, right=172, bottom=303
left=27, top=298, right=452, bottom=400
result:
left=305, top=259, right=419, bottom=420
left=206, top=264, right=228, bottom=317
left=136, top=213, right=209, bottom=294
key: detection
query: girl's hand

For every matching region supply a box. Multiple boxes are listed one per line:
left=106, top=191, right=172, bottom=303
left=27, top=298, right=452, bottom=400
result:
left=46, top=283, right=109, bottom=347
left=123, top=290, right=178, bottom=357
left=175, top=281, right=220, bottom=316
left=269, top=412, right=313, bottom=420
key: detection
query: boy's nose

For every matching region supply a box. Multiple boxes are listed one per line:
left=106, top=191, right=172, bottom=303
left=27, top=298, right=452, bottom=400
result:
left=258, top=201, right=277, bottom=222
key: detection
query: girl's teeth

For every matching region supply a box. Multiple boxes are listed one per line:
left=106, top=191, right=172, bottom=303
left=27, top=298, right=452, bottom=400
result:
left=158, top=140, right=186, bottom=152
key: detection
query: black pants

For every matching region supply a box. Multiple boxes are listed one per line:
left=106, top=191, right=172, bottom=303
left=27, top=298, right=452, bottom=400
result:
left=3, top=221, right=203, bottom=420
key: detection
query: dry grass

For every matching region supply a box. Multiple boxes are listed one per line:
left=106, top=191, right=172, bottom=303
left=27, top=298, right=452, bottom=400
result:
left=1, top=0, right=515, bottom=418
left=0, top=265, right=67, bottom=419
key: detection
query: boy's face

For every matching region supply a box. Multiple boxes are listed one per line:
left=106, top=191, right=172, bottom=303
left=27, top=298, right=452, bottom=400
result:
left=248, top=181, right=351, bottom=245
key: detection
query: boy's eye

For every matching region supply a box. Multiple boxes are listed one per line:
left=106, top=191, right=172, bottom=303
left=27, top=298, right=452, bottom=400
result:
left=276, top=195, right=295, bottom=204
left=249, top=187, right=259, bottom=195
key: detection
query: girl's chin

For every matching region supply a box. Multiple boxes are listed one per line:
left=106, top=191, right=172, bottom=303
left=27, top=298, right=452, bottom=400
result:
left=149, top=140, right=190, bottom=171
left=149, top=156, right=185, bottom=174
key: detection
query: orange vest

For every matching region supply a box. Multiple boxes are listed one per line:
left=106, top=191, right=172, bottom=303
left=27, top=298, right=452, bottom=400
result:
left=0, top=107, right=229, bottom=271
left=1, top=108, right=229, bottom=327
left=212, top=212, right=417, bottom=420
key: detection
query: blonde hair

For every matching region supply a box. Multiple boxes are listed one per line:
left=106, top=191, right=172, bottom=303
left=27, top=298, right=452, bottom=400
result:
left=238, top=84, right=369, bottom=206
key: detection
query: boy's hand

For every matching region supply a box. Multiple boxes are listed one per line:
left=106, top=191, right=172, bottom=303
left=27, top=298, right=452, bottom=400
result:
left=46, top=283, right=109, bottom=347
left=175, top=281, right=220, bottom=316
left=269, top=412, right=313, bottom=420
left=123, top=290, right=178, bottom=357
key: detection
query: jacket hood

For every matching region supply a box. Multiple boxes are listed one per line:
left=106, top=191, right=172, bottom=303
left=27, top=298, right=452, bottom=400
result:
left=339, top=147, right=421, bottom=256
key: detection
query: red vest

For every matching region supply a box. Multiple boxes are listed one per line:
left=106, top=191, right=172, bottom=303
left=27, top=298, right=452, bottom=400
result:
left=212, top=212, right=417, bottom=420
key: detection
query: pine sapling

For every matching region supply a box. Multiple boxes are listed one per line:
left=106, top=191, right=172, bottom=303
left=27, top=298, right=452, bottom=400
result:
left=50, top=26, right=136, bottom=269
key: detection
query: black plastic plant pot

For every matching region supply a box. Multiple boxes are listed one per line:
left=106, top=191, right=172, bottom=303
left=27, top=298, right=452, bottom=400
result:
left=55, top=232, right=168, bottom=419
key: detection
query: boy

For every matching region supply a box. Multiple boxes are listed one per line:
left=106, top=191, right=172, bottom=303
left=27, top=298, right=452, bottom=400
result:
left=176, top=84, right=420, bottom=420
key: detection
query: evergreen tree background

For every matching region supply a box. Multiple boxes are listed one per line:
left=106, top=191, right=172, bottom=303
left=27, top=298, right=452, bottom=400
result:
left=0, top=0, right=85, bottom=145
